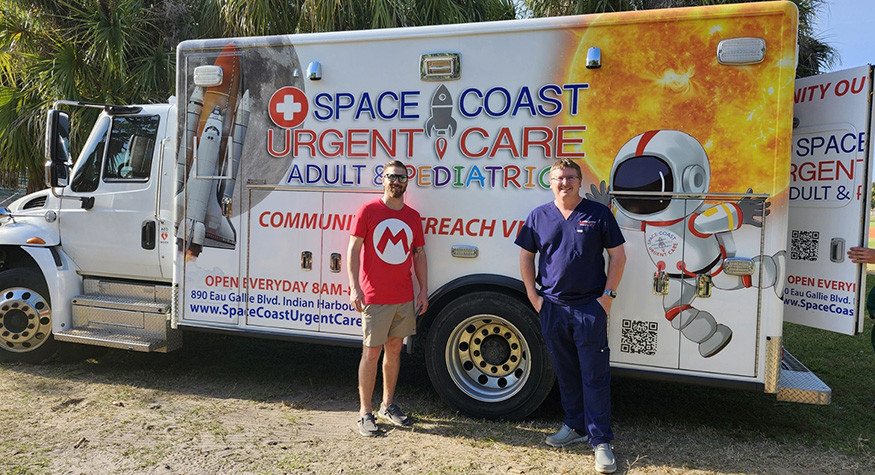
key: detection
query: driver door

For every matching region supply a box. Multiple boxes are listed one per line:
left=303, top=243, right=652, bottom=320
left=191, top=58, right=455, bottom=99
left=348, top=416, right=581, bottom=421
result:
left=59, top=113, right=166, bottom=280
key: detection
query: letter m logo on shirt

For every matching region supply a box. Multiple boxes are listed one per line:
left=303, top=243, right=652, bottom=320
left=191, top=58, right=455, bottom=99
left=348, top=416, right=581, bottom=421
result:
left=373, top=218, right=413, bottom=265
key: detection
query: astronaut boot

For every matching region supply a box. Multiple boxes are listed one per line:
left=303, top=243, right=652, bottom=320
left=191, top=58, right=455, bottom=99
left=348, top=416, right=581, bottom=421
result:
left=698, top=325, right=732, bottom=357
left=669, top=306, right=733, bottom=358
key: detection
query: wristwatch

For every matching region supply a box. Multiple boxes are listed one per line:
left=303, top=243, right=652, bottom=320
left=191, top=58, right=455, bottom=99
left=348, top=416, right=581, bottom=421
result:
left=604, top=289, right=617, bottom=299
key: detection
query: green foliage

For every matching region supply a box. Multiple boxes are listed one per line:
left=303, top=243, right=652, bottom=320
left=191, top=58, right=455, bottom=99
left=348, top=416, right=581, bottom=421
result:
left=0, top=0, right=185, bottom=191
left=0, top=0, right=514, bottom=192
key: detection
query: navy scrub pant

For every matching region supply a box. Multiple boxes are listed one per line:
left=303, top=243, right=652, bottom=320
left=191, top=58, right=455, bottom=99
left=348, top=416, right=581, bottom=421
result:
left=540, top=299, right=613, bottom=446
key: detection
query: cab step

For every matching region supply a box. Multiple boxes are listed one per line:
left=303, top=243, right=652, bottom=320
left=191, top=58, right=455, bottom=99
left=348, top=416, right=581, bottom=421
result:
left=54, top=278, right=182, bottom=353
left=776, top=350, right=831, bottom=405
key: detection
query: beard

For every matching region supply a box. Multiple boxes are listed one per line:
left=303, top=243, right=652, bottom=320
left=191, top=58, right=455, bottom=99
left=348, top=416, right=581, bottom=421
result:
left=388, top=184, right=405, bottom=198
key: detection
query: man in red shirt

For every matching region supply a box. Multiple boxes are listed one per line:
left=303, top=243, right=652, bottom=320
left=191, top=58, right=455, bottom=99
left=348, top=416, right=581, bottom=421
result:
left=348, top=160, right=428, bottom=436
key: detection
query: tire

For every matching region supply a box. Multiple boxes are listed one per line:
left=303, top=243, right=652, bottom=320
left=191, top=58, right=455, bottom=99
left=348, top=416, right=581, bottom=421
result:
left=425, top=291, right=554, bottom=420
left=0, top=268, right=59, bottom=364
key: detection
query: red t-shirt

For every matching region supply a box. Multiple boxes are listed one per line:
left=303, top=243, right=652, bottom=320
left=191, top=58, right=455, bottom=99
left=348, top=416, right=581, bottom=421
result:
left=351, top=199, right=425, bottom=304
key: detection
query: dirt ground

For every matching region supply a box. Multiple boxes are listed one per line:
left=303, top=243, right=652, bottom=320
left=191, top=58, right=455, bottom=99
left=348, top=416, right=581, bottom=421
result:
left=0, top=332, right=871, bottom=475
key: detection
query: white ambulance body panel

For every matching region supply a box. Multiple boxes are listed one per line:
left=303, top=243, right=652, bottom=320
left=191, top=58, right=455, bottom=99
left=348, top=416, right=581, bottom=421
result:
left=173, top=2, right=798, bottom=392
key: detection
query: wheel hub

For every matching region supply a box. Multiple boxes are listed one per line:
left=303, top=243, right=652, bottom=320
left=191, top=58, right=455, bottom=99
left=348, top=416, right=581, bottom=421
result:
left=467, top=324, right=522, bottom=378
left=0, top=288, right=51, bottom=352
left=479, top=335, right=510, bottom=365
left=3, top=309, right=29, bottom=333
left=447, top=315, right=529, bottom=402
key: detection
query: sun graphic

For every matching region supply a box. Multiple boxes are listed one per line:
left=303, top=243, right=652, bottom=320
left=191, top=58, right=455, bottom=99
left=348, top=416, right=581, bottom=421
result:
left=559, top=3, right=797, bottom=197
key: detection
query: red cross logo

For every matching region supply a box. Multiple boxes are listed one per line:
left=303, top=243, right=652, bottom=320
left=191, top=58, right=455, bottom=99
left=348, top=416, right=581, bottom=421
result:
left=268, top=87, right=308, bottom=129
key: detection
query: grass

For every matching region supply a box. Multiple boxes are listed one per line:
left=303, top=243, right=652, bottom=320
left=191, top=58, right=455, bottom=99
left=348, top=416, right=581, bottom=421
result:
left=605, top=316, right=874, bottom=455
left=1, top=266, right=873, bottom=473
left=257, top=321, right=870, bottom=458
left=2, top=328, right=871, bottom=473
left=154, top=311, right=875, bottom=459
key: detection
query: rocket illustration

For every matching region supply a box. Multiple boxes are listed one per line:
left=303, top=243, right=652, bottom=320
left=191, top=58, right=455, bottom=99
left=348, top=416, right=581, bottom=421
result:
left=425, top=84, right=457, bottom=137
left=218, top=89, right=250, bottom=202
left=177, top=106, right=224, bottom=257
left=175, top=42, right=248, bottom=259
left=177, top=86, right=204, bottom=194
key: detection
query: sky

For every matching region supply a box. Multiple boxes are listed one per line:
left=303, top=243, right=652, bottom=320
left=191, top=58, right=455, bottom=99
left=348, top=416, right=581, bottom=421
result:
left=816, top=0, right=873, bottom=71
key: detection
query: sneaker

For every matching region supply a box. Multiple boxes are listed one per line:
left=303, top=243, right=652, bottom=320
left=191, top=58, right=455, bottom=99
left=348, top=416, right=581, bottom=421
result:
left=545, top=424, right=588, bottom=447
left=377, top=402, right=412, bottom=426
left=594, top=443, right=617, bottom=474
left=357, top=413, right=380, bottom=437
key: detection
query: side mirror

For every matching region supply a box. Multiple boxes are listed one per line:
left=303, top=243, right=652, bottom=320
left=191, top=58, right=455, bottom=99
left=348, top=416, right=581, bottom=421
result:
left=44, top=110, right=71, bottom=188
left=45, top=160, right=69, bottom=188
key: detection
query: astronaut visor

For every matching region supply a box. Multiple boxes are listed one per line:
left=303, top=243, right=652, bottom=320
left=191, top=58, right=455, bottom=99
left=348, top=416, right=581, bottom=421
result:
left=613, top=155, right=674, bottom=215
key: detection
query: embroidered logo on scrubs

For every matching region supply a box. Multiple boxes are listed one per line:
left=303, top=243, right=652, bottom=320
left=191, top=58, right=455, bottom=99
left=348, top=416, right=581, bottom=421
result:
left=577, top=219, right=596, bottom=233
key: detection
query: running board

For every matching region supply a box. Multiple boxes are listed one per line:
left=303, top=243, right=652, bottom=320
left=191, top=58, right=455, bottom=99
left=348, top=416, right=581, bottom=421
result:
left=776, top=350, right=831, bottom=405
left=54, top=327, right=167, bottom=352
left=54, top=278, right=182, bottom=353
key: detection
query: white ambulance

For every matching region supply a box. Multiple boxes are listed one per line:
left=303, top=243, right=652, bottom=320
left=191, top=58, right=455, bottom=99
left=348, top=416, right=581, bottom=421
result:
left=2, top=1, right=870, bottom=420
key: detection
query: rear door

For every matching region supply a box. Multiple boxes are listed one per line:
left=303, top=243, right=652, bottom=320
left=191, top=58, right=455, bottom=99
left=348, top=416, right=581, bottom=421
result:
left=784, top=65, right=874, bottom=335
left=610, top=193, right=766, bottom=378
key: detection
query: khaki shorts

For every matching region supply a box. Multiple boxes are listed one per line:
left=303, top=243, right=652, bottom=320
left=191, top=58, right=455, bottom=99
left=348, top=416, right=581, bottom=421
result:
left=362, top=301, right=416, bottom=347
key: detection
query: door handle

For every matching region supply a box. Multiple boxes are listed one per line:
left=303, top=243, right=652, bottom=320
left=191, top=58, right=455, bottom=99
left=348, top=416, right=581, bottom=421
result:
left=142, top=220, right=156, bottom=250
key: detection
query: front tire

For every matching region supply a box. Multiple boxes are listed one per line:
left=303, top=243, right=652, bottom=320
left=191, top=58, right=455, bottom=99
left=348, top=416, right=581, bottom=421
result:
left=425, top=291, right=553, bottom=420
left=0, top=268, right=59, bottom=364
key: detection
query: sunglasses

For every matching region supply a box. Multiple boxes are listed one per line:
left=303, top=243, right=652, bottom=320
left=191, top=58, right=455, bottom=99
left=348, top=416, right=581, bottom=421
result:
left=384, top=174, right=409, bottom=183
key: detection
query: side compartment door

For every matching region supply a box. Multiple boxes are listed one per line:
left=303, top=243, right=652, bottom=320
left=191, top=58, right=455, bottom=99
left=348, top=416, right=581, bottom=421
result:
left=177, top=140, right=244, bottom=326
left=784, top=66, right=873, bottom=335
left=243, top=189, right=377, bottom=337
left=610, top=195, right=681, bottom=371
left=610, top=194, right=767, bottom=378
left=319, top=191, right=377, bottom=336
left=245, top=189, right=323, bottom=332
left=675, top=196, right=765, bottom=377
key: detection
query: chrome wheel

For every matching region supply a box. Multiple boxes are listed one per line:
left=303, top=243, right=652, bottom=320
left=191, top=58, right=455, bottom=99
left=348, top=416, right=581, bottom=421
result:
left=426, top=291, right=553, bottom=420
left=445, top=314, right=531, bottom=403
left=0, top=286, right=52, bottom=352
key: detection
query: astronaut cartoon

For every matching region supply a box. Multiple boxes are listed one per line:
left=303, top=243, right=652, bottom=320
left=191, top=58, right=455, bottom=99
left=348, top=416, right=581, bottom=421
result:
left=587, top=130, right=785, bottom=358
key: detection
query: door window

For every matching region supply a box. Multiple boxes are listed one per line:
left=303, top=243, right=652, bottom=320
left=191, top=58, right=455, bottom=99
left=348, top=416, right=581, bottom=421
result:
left=70, top=115, right=161, bottom=192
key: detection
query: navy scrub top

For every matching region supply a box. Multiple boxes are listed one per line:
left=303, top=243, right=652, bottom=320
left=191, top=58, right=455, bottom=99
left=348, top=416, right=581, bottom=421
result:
left=515, top=199, right=625, bottom=306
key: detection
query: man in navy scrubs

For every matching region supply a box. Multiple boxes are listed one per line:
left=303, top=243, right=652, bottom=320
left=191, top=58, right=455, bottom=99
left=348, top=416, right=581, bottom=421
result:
left=516, top=158, right=626, bottom=474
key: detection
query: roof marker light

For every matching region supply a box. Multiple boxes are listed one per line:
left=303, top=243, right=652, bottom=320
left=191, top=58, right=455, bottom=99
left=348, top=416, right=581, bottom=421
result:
left=717, top=37, right=766, bottom=65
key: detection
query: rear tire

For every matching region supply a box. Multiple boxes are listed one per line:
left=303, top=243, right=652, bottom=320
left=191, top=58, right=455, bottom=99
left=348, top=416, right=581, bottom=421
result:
left=425, top=291, right=553, bottom=420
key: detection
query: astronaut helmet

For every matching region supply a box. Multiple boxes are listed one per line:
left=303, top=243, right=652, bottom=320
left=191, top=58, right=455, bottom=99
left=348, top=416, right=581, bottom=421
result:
left=609, top=129, right=710, bottom=221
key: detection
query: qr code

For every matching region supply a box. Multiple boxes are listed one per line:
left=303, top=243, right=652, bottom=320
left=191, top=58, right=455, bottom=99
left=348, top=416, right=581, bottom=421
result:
left=790, top=229, right=819, bottom=261
left=620, top=319, right=658, bottom=355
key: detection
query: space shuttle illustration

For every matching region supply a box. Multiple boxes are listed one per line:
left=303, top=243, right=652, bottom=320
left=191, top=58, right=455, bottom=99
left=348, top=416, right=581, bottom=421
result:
left=175, top=43, right=250, bottom=259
